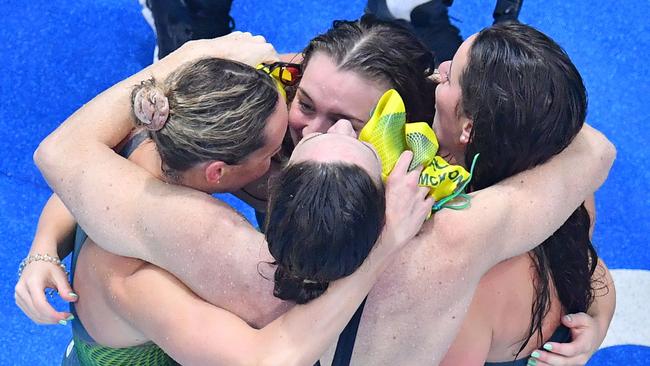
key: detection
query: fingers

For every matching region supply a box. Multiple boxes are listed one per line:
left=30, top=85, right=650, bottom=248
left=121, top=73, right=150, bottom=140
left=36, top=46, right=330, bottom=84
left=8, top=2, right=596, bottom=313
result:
left=15, top=284, right=37, bottom=321
left=15, top=265, right=75, bottom=325
left=417, top=183, right=430, bottom=200
left=16, top=283, right=58, bottom=324
left=228, top=32, right=266, bottom=43
left=537, top=341, right=583, bottom=360
left=528, top=349, right=587, bottom=366
left=52, top=270, right=78, bottom=303
left=392, top=151, right=414, bottom=176
left=28, top=282, right=70, bottom=324
left=561, top=312, right=590, bottom=329
left=528, top=358, right=552, bottom=366
left=251, top=35, right=267, bottom=43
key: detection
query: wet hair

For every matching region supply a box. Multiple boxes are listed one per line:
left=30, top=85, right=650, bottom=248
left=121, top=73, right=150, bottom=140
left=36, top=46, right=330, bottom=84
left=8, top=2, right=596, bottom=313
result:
left=130, top=57, right=279, bottom=180
left=265, top=162, right=385, bottom=304
left=301, top=15, right=437, bottom=124
left=459, top=23, right=598, bottom=357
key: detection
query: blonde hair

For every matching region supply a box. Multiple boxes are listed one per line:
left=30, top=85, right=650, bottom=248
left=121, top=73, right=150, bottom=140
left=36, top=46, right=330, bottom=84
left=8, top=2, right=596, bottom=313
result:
left=131, top=58, right=279, bottom=176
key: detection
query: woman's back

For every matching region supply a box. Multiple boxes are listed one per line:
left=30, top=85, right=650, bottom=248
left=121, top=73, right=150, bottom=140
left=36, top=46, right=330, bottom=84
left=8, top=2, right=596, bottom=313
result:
left=438, top=253, right=564, bottom=365
left=74, top=240, right=148, bottom=347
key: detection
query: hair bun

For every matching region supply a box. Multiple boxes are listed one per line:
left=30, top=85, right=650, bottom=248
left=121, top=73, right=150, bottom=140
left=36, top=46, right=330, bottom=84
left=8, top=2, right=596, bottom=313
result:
left=133, top=84, right=169, bottom=131
left=273, top=264, right=329, bottom=304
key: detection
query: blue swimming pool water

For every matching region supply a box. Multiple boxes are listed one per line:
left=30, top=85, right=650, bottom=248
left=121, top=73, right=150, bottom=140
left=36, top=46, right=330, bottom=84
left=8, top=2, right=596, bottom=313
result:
left=1, top=0, right=648, bottom=364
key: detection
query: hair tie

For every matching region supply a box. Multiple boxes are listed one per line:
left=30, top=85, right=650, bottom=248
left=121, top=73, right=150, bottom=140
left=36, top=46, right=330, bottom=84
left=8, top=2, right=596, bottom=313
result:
left=431, top=68, right=442, bottom=84
left=133, top=87, right=170, bottom=131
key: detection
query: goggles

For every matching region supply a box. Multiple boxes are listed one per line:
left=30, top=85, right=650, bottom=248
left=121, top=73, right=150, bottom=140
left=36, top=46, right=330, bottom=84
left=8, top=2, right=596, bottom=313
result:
left=258, top=61, right=302, bottom=86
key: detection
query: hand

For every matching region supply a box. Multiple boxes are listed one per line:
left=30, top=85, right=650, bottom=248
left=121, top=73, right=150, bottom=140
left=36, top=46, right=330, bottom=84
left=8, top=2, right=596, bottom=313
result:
left=528, top=313, right=601, bottom=366
left=15, top=258, right=78, bottom=325
left=380, top=151, right=434, bottom=251
left=169, top=31, right=280, bottom=67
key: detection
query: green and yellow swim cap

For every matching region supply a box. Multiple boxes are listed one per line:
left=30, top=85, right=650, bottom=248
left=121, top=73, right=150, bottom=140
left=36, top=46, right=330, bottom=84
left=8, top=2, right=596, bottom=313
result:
left=359, top=89, right=477, bottom=211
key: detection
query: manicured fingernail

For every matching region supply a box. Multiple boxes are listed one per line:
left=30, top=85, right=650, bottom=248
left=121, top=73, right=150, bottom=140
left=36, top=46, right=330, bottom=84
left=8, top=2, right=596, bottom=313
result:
left=58, top=319, right=67, bottom=326
left=65, top=315, right=75, bottom=321
left=527, top=359, right=537, bottom=366
left=68, top=292, right=78, bottom=298
left=530, top=351, right=541, bottom=358
left=564, top=314, right=573, bottom=322
left=543, top=343, right=553, bottom=351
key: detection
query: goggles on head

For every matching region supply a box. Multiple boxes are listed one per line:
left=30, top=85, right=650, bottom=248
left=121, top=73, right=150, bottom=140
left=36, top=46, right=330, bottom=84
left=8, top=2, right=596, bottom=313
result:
left=257, top=62, right=302, bottom=99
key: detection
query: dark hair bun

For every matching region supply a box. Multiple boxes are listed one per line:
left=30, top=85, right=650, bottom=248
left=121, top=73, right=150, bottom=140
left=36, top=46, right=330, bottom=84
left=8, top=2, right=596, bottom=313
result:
left=273, top=264, right=329, bottom=304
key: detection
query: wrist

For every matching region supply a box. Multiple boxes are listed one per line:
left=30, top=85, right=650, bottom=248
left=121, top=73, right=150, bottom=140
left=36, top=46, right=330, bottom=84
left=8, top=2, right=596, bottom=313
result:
left=367, top=233, right=402, bottom=269
left=29, top=240, right=59, bottom=256
left=18, top=253, right=69, bottom=278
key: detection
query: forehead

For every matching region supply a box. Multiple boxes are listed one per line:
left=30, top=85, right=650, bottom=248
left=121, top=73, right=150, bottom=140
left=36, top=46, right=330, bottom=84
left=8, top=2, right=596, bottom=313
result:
left=451, top=34, right=476, bottom=77
left=300, top=53, right=388, bottom=118
left=290, top=133, right=381, bottom=179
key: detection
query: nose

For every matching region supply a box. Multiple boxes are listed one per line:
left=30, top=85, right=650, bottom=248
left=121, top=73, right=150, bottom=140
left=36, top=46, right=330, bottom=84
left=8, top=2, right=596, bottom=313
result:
left=301, top=117, right=333, bottom=136
left=328, top=119, right=357, bottom=138
left=289, top=115, right=329, bottom=141
left=436, top=61, right=451, bottom=83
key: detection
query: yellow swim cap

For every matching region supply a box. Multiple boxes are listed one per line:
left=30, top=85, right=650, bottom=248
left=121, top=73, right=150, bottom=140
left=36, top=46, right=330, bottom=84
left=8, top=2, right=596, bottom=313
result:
left=359, top=89, right=476, bottom=210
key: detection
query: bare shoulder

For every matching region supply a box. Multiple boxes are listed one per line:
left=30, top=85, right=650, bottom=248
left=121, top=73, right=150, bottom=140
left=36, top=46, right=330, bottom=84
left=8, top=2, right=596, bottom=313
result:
left=354, top=227, right=482, bottom=364
left=368, top=220, right=479, bottom=325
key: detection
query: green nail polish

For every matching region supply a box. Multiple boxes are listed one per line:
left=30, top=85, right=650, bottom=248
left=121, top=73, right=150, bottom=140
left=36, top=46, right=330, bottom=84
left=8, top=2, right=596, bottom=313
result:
left=68, top=292, right=78, bottom=298
left=543, top=343, right=553, bottom=351
left=65, top=315, right=75, bottom=321
left=58, top=319, right=67, bottom=326
left=530, top=351, right=541, bottom=358
left=527, top=359, right=537, bottom=366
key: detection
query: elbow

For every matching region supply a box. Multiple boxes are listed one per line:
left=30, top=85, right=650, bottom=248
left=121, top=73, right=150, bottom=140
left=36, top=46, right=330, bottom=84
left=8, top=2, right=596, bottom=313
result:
left=596, top=139, right=617, bottom=189
left=603, top=139, right=617, bottom=170
left=596, top=132, right=617, bottom=171
left=33, top=136, right=60, bottom=180
left=590, top=130, right=617, bottom=190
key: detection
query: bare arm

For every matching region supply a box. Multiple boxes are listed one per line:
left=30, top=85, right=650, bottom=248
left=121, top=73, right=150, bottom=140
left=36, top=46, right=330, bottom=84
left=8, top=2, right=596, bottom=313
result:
left=110, top=154, right=433, bottom=366
left=14, top=194, right=79, bottom=324
left=530, top=259, right=616, bottom=365
left=588, top=260, right=616, bottom=346
left=351, top=124, right=615, bottom=364
left=114, top=240, right=403, bottom=366
left=34, top=34, right=279, bottom=262
left=30, top=194, right=77, bottom=259
left=584, top=194, right=597, bottom=238
left=434, top=124, right=616, bottom=274
left=33, top=34, right=286, bottom=322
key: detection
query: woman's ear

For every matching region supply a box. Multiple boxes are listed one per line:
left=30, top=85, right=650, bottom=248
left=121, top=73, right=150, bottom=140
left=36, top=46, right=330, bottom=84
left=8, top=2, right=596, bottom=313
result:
left=204, top=161, right=226, bottom=184
left=459, top=119, right=473, bottom=145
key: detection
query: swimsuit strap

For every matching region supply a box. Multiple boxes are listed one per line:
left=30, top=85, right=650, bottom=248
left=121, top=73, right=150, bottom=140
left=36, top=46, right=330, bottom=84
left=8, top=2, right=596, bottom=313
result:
left=314, top=298, right=368, bottom=366
left=119, top=130, right=149, bottom=157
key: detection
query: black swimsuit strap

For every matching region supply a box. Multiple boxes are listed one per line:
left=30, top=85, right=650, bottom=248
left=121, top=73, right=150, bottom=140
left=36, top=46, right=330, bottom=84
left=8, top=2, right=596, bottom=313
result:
left=314, top=297, right=368, bottom=366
